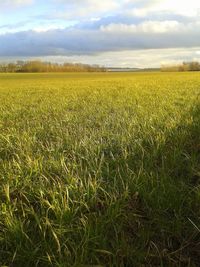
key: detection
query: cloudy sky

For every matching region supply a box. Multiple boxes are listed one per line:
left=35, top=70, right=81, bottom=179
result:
left=0, top=0, right=200, bottom=67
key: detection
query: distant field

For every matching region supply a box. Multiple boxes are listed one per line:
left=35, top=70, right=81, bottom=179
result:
left=0, top=72, right=200, bottom=266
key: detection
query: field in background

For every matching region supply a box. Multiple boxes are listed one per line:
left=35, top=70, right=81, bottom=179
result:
left=0, top=72, right=200, bottom=266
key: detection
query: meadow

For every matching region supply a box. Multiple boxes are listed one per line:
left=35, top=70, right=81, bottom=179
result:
left=0, top=72, right=200, bottom=267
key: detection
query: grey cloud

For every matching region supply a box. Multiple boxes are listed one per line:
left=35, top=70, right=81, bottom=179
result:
left=0, top=20, right=32, bottom=30
left=0, top=23, right=200, bottom=57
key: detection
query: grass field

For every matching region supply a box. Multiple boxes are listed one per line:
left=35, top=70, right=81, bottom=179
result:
left=0, top=72, right=200, bottom=267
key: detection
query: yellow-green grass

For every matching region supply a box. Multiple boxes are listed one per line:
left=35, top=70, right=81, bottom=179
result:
left=0, top=72, right=200, bottom=266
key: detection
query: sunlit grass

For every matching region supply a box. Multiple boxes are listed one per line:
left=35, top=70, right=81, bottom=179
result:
left=0, top=72, right=200, bottom=266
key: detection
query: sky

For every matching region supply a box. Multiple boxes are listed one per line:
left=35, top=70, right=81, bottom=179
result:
left=0, top=0, right=200, bottom=67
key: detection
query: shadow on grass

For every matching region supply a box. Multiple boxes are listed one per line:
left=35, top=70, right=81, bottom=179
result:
left=119, top=99, right=200, bottom=266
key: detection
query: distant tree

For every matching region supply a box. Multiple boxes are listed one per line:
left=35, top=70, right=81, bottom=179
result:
left=161, top=61, right=200, bottom=72
left=188, top=61, right=200, bottom=71
left=7, top=63, right=17, bottom=72
left=0, top=60, right=106, bottom=73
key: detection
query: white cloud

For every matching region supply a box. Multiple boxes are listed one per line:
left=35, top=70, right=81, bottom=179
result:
left=32, top=25, right=65, bottom=32
left=100, top=20, right=182, bottom=33
left=0, top=0, right=33, bottom=7
left=52, top=0, right=120, bottom=19
left=129, top=0, right=200, bottom=17
left=156, top=0, right=200, bottom=16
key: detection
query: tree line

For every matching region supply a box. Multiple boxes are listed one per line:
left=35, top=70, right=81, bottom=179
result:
left=161, top=61, right=200, bottom=72
left=0, top=60, right=106, bottom=73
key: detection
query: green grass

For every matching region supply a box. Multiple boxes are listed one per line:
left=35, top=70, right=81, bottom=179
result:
left=0, top=72, right=200, bottom=266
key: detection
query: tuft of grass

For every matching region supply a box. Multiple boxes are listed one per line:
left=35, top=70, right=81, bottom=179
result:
left=0, top=72, right=200, bottom=266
